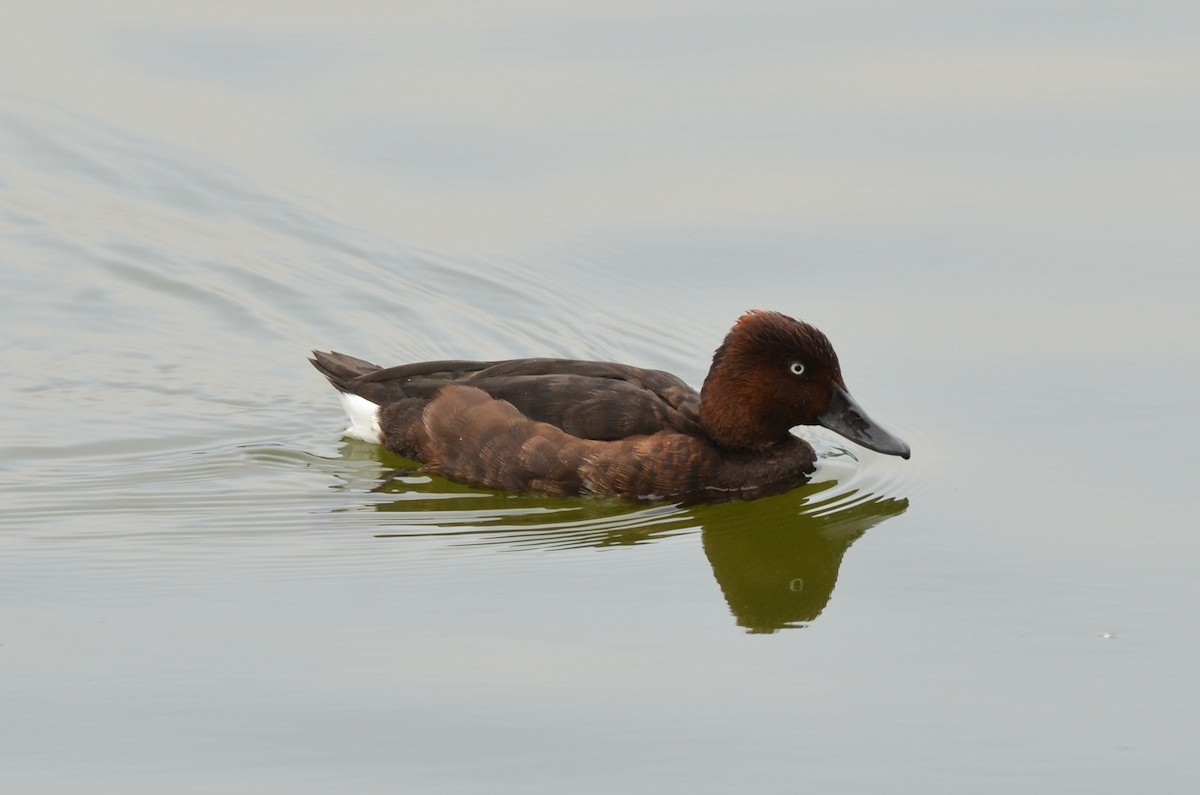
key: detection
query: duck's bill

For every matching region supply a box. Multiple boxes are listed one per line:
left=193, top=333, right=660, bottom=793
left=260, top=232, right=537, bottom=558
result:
left=816, top=384, right=911, bottom=459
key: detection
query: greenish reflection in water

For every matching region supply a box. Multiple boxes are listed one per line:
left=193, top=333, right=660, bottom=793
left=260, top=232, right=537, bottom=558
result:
left=336, top=441, right=907, bottom=633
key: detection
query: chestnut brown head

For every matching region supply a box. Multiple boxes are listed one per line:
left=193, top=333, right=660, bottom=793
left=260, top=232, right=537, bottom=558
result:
left=699, top=310, right=909, bottom=459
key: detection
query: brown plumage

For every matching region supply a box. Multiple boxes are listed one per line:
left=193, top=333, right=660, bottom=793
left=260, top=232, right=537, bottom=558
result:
left=310, top=310, right=909, bottom=501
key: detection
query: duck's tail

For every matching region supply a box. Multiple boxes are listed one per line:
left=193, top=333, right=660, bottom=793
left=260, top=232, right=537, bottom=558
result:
left=309, top=350, right=381, bottom=392
left=310, top=351, right=384, bottom=444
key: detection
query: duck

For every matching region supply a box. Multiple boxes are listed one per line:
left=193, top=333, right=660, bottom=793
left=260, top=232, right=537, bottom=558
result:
left=310, top=309, right=909, bottom=501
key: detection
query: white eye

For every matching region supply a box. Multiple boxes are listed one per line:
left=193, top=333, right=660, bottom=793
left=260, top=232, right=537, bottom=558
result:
left=789, top=362, right=805, bottom=375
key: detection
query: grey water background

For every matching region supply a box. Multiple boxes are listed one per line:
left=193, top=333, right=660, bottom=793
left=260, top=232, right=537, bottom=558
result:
left=2, top=2, right=1199, bottom=792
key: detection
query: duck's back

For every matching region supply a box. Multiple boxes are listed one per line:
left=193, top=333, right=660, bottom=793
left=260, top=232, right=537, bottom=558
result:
left=311, top=352, right=703, bottom=441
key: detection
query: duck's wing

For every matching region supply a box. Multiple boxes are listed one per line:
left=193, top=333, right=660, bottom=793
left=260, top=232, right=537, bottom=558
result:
left=313, top=353, right=702, bottom=441
left=463, top=359, right=702, bottom=441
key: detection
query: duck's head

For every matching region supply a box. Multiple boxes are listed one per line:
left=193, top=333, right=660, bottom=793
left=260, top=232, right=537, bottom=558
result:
left=699, top=310, right=911, bottom=458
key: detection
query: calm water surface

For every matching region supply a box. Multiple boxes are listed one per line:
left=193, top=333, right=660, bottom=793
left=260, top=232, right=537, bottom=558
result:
left=2, top=3, right=1199, bottom=793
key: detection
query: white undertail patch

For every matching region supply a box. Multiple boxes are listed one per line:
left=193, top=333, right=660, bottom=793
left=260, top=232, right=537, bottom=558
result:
left=338, top=392, right=382, bottom=444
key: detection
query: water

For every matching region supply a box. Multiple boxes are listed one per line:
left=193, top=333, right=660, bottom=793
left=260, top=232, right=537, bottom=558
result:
left=3, top=3, right=1199, bottom=793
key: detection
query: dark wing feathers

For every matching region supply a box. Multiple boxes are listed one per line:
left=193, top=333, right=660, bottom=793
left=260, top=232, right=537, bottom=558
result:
left=465, top=359, right=702, bottom=440
left=459, top=374, right=699, bottom=440
left=311, top=352, right=702, bottom=442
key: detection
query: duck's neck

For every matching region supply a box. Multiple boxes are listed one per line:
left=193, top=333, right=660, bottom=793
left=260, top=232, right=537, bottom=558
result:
left=698, top=365, right=791, bottom=453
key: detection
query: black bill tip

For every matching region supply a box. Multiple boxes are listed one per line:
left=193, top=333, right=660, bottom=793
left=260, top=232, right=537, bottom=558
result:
left=816, top=384, right=910, bottom=459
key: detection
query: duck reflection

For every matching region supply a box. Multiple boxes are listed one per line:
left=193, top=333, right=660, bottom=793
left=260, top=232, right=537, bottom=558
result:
left=338, top=441, right=907, bottom=633
left=693, top=490, right=905, bottom=632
